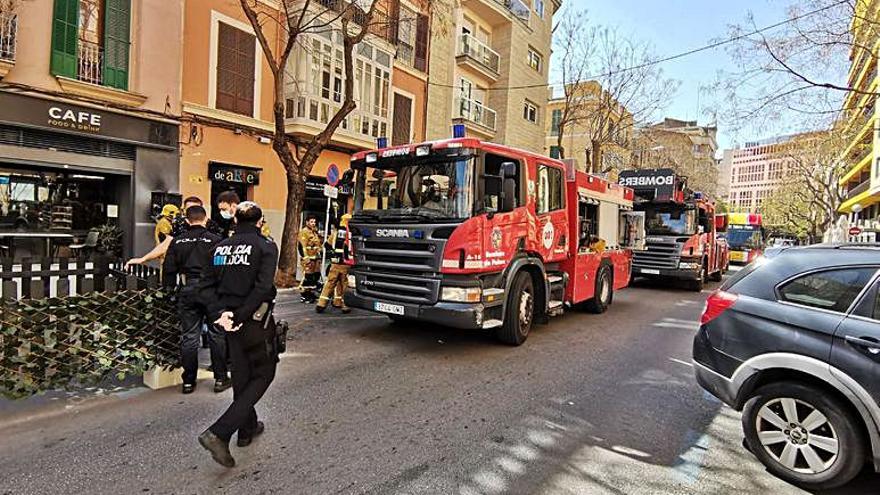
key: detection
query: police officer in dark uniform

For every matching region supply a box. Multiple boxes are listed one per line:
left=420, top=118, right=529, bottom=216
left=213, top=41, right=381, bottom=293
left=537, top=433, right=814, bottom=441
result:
left=162, top=205, right=230, bottom=394
left=197, top=201, right=279, bottom=468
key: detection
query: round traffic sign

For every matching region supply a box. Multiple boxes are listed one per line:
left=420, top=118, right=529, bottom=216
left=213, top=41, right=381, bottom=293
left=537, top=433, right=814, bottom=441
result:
left=849, top=226, right=863, bottom=236
left=326, top=163, right=340, bottom=187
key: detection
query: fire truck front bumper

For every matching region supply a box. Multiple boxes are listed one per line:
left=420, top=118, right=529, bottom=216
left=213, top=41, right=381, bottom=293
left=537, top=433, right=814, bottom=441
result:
left=344, top=292, right=486, bottom=330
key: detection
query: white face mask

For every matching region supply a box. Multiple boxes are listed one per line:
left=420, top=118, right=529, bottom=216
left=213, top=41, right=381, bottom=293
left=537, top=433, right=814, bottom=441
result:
left=220, top=210, right=234, bottom=220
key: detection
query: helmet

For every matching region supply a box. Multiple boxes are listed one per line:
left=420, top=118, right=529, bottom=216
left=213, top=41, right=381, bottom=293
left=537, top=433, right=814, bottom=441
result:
left=160, top=204, right=180, bottom=218
left=340, top=213, right=352, bottom=228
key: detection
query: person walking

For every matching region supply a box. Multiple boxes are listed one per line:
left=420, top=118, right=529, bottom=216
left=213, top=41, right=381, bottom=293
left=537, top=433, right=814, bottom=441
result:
left=197, top=201, right=279, bottom=468
left=297, top=215, right=322, bottom=304
left=163, top=205, right=231, bottom=394
left=316, top=214, right=351, bottom=313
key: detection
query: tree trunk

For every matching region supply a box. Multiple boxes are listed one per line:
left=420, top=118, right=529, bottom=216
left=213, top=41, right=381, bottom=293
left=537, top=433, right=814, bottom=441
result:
left=276, top=172, right=306, bottom=287
left=556, top=131, right=566, bottom=160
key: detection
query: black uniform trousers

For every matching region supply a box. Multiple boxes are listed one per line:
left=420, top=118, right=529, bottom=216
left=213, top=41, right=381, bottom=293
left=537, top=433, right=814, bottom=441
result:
left=178, top=286, right=228, bottom=385
left=209, top=317, right=277, bottom=442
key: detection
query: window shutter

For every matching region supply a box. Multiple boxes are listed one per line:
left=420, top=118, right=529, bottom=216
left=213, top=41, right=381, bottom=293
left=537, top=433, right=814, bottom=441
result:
left=50, top=0, right=79, bottom=78
left=216, top=23, right=236, bottom=113
left=103, top=0, right=131, bottom=90
left=235, top=28, right=256, bottom=116
left=414, top=14, right=428, bottom=72
left=216, top=23, right=256, bottom=117
left=392, top=93, right=412, bottom=146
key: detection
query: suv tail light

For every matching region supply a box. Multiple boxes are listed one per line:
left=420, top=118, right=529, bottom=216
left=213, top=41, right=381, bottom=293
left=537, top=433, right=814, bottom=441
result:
left=700, top=290, right=738, bottom=325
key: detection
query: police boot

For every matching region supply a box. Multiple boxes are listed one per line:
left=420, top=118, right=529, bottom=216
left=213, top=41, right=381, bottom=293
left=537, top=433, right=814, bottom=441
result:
left=198, top=430, right=235, bottom=468
left=340, top=305, right=351, bottom=314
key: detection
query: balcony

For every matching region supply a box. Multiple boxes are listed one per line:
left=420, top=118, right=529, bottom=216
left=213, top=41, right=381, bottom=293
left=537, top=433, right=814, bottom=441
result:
left=0, top=12, right=16, bottom=76
left=285, top=93, right=388, bottom=150
left=454, top=96, right=496, bottom=132
left=456, top=34, right=500, bottom=80
left=848, top=179, right=871, bottom=198
left=77, top=40, right=104, bottom=86
left=498, top=0, right=530, bottom=23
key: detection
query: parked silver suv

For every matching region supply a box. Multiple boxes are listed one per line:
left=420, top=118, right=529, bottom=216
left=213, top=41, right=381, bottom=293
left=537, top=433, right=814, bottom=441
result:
left=693, top=245, right=880, bottom=490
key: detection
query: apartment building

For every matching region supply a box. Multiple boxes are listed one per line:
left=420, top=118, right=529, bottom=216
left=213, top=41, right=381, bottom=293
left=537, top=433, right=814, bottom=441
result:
left=545, top=81, right=633, bottom=172
left=0, top=0, right=183, bottom=257
left=725, top=136, right=794, bottom=213
left=283, top=0, right=431, bottom=222
left=425, top=0, right=559, bottom=153
left=631, top=118, right=719, bottom=196
left=838, top=0, right=880, bottom=227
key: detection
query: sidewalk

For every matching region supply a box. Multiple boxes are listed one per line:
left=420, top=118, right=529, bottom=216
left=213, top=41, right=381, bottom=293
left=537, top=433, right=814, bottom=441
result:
left=0, top=290, right=371, bottom=430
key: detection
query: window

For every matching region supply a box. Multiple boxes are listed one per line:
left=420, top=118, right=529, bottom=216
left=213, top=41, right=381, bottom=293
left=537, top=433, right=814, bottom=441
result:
left=536, top=164, right=564, bottom=214
left=51, top=0, right=131, bottom=90
left=396, top=5, right=416, bottom=66
left=550, top=108, right=562, bottom=136
left=523, top=100, right=538, bottom=123
left=534, top=0, right=544, bottom=18
left=391, top=92, right=412, bottom=146
left=483, top=153, right=521, bottom=211
left=778, top=268, right=876, bottom=313
left=549, top=146, right=561, bottom=159
left=216, top=22, right=256, bottom=116
left=527, top=47, right=542, bottom=72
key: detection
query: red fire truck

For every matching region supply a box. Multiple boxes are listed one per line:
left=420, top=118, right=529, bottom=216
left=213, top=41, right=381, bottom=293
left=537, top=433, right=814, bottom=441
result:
left=343, top=137, right=644, bottom=345
left=617, top=168, right=728, bottom=291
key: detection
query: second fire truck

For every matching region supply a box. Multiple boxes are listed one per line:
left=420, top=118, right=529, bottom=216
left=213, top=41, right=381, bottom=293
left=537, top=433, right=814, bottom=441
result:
left=618, top=168, right=728, bottom=291
left=343, top=136, right=644, bottom=345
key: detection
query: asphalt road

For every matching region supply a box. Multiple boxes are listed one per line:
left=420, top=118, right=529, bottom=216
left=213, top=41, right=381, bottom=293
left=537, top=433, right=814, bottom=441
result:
left=1, top=277, right=878, bottom=494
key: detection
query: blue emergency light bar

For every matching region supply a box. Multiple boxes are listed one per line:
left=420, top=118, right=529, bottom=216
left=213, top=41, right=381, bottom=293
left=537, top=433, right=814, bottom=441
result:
left=377, top=137, right=388, bottom=148
left=452, top=124, right=466, bottom=138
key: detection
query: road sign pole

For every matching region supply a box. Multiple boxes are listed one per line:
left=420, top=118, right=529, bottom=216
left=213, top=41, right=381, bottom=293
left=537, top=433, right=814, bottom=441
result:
left=321, top=196, right=331, bottom=282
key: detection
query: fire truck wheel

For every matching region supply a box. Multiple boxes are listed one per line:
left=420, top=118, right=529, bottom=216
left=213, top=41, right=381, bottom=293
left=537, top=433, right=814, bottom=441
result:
left=584, top=266, right=612, bottom=314
left=689, top=266, right=706, bottom=292
left=710, top=265, right=723, bottom=282
left=497, top=271, right=534, bottom=346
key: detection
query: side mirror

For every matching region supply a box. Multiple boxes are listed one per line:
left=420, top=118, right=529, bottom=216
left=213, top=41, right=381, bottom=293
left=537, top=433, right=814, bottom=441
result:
left=501, top=178, right=516, bottom=212
left=500, top=161, right=517, bottom=179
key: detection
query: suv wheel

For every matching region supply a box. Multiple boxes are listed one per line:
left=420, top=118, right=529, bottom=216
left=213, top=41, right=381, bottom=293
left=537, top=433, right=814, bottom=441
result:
left=742, top=382, right=865, bottom=490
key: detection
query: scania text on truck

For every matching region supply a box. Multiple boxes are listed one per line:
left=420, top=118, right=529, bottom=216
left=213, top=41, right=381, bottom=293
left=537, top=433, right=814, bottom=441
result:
left=618, top=168, right=728, bottom=291
left=722, top=212, right=764, bottom=264
left=343, top=137, right=645, bottom=345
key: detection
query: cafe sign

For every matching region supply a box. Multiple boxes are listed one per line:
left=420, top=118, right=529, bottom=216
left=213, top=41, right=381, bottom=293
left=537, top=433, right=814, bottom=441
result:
left=48, top=105, right=103, bottom=133
left=209, top=162, right=261, bottom=185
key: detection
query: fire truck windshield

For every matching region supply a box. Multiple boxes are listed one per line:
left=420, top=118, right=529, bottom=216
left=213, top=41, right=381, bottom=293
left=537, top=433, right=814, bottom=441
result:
left=644, top=206, right=697, bottom=236
left=355, top=157, right=474, bottom=222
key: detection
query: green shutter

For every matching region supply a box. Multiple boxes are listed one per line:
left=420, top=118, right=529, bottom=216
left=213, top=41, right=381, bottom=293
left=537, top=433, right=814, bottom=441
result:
left=103, top=0, right=131, bottom=90
left=50, top=0, right=79, bottom=78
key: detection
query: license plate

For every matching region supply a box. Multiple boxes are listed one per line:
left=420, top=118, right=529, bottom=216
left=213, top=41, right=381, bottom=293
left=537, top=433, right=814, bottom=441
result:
left=640, top=268, right=660, bottom=275
left=730, top=251, right=745, bottom=261
left=374, top=302, right=405, bottom=315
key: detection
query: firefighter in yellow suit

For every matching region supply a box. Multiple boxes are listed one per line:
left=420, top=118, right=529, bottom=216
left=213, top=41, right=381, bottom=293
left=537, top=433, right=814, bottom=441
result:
left=298, top=215, right=322, bottom=303
left=316, top=214, right=352, bottom=313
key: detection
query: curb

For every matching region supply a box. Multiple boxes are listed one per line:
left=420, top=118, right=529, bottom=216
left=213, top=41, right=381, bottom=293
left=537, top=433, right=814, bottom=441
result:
left=0, top=386, right=150, bottom=433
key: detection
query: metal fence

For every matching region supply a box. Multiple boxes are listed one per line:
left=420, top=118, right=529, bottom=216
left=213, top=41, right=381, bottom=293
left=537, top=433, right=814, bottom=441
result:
left=0, top=12, right=15, bottom=62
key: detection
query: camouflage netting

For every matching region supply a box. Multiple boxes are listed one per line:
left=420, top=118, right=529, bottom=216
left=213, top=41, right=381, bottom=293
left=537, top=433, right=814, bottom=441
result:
left=0, top=289, right=180, bottom=399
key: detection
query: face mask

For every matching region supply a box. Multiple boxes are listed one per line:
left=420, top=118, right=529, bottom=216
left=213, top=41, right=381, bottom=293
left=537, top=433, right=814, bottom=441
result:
left=220, top=210, right=234, bottom=220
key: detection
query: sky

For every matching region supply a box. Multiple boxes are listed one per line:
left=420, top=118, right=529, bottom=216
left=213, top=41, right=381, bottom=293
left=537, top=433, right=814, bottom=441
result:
left=553, top=0, right=793, bottom=152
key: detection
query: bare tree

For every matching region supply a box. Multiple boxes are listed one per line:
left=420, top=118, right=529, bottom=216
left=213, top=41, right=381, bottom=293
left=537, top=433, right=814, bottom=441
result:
left=552, top=13, right=679, bottom=171
left=714, top=0, right=877, bottom=132
left=239, top=0, right=432, bottom=285
left=760, top=129, right=849, bottom=241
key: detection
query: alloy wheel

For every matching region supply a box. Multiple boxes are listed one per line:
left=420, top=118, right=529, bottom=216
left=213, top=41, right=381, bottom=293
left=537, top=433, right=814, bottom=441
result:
left=755, top=397, right=840, bottom=474
left=519, top=290, right=533, bottom=329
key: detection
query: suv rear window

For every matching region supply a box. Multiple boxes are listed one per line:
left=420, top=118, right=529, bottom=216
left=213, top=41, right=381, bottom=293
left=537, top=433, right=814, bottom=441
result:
left=778, top=268, right=876, bottom=313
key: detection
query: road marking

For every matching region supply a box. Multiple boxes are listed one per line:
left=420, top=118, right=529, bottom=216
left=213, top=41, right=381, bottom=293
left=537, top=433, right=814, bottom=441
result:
left=669, top=357, right=694, bottom=368
left=672, top=429, right=711, bottom=486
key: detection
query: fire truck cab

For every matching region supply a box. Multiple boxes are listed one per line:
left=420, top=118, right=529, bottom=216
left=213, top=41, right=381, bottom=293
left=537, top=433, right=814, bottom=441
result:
left=618, top=168, right=728, bottom=291
left=344, top=137, right=643, bottom=345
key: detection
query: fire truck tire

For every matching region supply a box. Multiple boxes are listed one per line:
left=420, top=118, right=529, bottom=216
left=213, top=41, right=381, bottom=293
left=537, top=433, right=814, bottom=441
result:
left=497, top=271, right=534, bottom=346
left=584, top=266, right=612, bottom=314
left=689, top=265, right=706, bottom=292
left=710, top=265, right=723, bottom=282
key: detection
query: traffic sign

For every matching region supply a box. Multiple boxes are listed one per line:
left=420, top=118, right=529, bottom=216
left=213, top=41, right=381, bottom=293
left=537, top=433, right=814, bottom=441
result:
left=326, top=163, right=340, bottom=187
left=323, top=184, right=339, bottom=199
left=849, top=226, right=863, bottom=236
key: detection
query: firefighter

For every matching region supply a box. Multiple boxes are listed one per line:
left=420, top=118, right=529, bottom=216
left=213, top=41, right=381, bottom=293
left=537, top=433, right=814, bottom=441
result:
left=154, top=204, right=179, bottom=245
left=162, top=205, right=230, bottom=394
left=316, top=214, right=351, bottom=314
left=297, top=215, right=322, bottom=304
left=197, top=201, right=279, bottom=468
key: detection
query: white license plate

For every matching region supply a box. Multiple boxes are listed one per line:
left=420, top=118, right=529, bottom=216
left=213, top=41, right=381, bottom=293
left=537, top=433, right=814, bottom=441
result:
left=640, top=268, right=660, bottom=275
left=374, top=302, right=405, bottom=315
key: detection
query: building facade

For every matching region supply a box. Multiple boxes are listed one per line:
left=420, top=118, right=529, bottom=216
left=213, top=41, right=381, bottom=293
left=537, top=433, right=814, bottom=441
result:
left=545, top=81, right=633, bottom=172
left=725, top=136, right=794, bottom=213
left=0, top=0, right=183, bottom=258
left=838, top=0, right=880, bottom=228
left=424, top=0, right=559, bottom=153
left=630, top=118, right=719, bottom=197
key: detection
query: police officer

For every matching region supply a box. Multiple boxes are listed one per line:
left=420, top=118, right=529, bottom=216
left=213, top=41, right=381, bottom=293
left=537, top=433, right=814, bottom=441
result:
left=197, top=201, right=278, bottom=468
left=297, top=215, right=322, bottom=303
left=316, top=214, right=351, bottom=313
left=127, top=196, right=223, bottom=268
left=162, top=205, right=230, bottom=394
